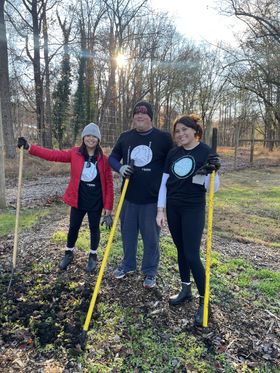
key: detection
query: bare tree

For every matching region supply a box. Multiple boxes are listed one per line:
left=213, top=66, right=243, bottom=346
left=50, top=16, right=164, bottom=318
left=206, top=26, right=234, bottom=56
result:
left=0, top=0, right=15, bottom=158
left=221, top=0, right=280, bottom=148
left=100, top=0, right=148, bottom=128
left=42, top=0, right=53, bottom=148
left=6, top=0, right=58, bottom=146
left=0, top=100, right=6, bottom=208
left=197, top=46, right=228, bottom=143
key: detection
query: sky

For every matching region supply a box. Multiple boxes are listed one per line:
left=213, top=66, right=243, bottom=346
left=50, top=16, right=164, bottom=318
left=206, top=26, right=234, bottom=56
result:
left=150, top=0, right=243, bottom=45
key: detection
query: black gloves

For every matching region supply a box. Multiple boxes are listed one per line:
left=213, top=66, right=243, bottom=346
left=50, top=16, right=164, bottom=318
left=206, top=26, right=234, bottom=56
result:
left=17, top=137, right=29, bottom=150
left=119, top=164, right=134, bottom=178
left=101, top=215, right=113, bottom=229
left=207, top=154, right=221, bottom=171
left=196, top=153, right=221, bottom=175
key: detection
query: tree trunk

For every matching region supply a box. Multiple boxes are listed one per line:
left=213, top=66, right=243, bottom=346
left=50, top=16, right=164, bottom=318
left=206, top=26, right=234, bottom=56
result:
left=234, top=123, right=240, bottom=170
left=0, top=100, right=6, bottom=208
left=32, top=0, right=44, bottom=145
left=100, top=25, right=117, bottom=129
left=0, top=0, right=15, bottom=159
left=43, top=5, right=52, bottom=148
left=249, top=122, right=255, bottom=164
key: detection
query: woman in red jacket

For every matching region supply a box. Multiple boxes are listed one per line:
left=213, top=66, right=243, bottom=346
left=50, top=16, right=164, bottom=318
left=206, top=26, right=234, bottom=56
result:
left=18, top=123, right=114, bottom=273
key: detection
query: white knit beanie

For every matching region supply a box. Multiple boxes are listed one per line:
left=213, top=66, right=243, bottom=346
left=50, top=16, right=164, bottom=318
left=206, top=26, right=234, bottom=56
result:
left=81, top=123, right=101, bottom=141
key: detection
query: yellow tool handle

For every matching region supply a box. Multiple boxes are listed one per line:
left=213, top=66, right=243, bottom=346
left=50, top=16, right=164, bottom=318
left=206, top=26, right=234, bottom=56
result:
left=83, top=177, right=130, bottom=331
left=203, top=170, right=215, bottom=327
left=12, top=146, right=24, bottom=269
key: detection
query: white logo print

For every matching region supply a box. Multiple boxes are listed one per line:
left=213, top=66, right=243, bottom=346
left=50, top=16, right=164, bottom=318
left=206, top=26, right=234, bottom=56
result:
left=172, top=156, right=195, bottom=179
left=130, top=145, right=153, bottom=167
left=81, top=162, right=97, bottom=182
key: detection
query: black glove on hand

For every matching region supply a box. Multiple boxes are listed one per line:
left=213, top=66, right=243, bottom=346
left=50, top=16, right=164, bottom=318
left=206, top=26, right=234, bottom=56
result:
left=101, top=214, right=113, bottom=229
left=195, top=164, right=215, bottom=175
left=119, top=164, right=134, bottom=178
left=207, top=153, right=221, bottom=171
left=195, top=154, right=221, bottom=175
left=17, top=137, right=29, bottom=150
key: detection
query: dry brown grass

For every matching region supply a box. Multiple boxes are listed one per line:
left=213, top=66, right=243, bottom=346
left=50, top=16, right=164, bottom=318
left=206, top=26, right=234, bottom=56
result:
left=218, top=145, right=280, bottom=161
left=218, top=146, right=235, bottom=156
left=5, top=152, right=70, bottom=181
left=5, top=145, right=279, bottom=181
left=253, top=144, right=280, bottom=159
left=5, top=145, right=113, bottom=181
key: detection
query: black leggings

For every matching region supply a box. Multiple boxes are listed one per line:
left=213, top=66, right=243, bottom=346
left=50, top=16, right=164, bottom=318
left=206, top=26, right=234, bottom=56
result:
left=167, top=201, right=206, bottom=296
left=67, top=207, right=102, bottom=253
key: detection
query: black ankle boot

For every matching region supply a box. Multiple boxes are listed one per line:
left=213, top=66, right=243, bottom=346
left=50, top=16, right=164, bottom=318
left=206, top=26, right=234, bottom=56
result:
left=169, top=283, right=192, bottom=306
left=86, top=254, right=97, bottom=273
left=194, top=296, right=207, bottom=327
left=59, top=250, right=74, bottom=270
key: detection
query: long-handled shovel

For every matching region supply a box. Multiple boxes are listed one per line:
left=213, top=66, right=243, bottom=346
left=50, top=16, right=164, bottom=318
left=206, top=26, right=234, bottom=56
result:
left=203, top=128, right=218, bottom=328
left=7, top=146, right=24, bottom=293
left=80, top=168, right=132, bottom=349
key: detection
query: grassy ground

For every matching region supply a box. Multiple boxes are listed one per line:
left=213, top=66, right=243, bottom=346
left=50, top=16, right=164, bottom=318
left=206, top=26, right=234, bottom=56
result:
left=48, top=166, right=280, bottom=371
left=48, top=226, right=279, bottom=372
left=213, top=167, right=280, bottom=248
left=1, top=165, right=279, bottom=372
left=0, top=208, right=51, bottom=237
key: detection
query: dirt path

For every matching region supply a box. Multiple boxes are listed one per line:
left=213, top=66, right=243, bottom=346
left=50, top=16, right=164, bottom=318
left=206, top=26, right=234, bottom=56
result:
left=5, top=175, right=69, bottom=208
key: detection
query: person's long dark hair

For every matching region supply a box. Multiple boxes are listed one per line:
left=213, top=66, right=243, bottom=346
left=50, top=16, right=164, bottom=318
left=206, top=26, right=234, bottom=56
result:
left=79, top=141, right=103, bottom=161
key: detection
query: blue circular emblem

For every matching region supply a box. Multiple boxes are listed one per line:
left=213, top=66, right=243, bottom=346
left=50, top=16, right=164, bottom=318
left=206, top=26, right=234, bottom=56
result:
left=172, top=156, right=195, bottom=179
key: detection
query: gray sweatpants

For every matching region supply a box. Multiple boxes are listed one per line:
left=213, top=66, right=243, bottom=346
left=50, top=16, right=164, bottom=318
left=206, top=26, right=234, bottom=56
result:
left=120, top=200, right=160, bottom=276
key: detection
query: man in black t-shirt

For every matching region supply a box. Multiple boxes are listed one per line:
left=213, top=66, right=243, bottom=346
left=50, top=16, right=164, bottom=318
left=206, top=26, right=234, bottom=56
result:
left=108, top=101, right=173, bottom=288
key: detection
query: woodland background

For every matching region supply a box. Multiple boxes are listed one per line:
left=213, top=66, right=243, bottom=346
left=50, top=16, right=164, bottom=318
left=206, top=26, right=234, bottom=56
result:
left=0, top=0, right=280, bottom=159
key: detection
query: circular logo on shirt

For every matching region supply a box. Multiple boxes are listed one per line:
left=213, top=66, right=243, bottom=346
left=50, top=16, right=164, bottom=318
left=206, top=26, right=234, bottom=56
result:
left=130, top=145, right=153, bottom=167
left=172, top=156, right=195, bottom=179
left=81, top=162, right=97, bottom=182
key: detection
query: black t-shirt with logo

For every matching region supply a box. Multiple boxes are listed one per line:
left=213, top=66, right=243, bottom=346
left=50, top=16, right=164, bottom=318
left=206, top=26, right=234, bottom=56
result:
left=164, top=142, right=211, bottom=206
left=78, top=156, right=103, bottom=212
left=111, top=128, right=173, bottom=204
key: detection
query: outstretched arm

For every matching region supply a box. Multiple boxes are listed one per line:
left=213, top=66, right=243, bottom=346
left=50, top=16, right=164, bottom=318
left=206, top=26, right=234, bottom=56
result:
left=17, top=137, right=72, bottom=162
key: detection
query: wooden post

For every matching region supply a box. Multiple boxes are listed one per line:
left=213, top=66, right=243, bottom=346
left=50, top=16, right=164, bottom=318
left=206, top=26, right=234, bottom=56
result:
left=0, top=99, right=6, bottom=208
left=234, top=123, right=240, bottom=170
left=250, top=122, right=255, bottom=164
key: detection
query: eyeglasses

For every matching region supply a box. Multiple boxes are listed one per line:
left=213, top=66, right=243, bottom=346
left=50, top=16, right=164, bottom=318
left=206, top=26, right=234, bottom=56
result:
left=134, top=106, right=148, bottom=115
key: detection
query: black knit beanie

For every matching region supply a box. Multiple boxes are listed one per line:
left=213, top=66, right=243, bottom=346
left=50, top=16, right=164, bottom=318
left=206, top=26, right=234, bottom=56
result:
left=133, top=101, right=153, bottom=120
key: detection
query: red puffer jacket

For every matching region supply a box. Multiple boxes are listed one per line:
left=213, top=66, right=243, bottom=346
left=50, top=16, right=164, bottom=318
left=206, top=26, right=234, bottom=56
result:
left=29, top=145, right=114, bottom=210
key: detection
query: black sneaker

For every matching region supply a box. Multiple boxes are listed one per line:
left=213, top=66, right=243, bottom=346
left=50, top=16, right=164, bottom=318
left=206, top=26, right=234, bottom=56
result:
left=86, top=254, right=97, bottom=273
left=59, top=250, right=74, bottom=270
